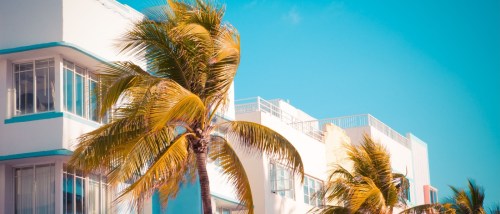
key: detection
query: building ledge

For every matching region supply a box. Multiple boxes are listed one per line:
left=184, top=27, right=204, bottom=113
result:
left=4, top=112, right=100, bottom=128
left=4, top=111, right=63, bottom=124
left=0, top=149, right=72, bottom=161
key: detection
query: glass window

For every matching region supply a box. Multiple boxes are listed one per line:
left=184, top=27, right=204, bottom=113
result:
left=63, top=167, right=109, bottom=214
left=88, top=74, right=98, bottom=122
left=63, top=60, right=102, bottom=122
left=64, top=61, right=74, bottom=113
left=270, top=162, right=294, bottom=199
left=430, top=189, right=438, bottom=204
left=303, top=176, right=323, bottom=206
left=407, top=186, right=412, bottom=203
left=13, top=59, right=54, bottom=115
left=15, top=164, right=55, bottom=214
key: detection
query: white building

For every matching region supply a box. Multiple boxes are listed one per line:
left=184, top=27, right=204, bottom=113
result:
left=0, top=0, right=437, bottom=213
left=233, top=97, right=439, bottom=213
left=0, top=0, right=144, bottom=213
left=317, top=114, right=439, bottom=206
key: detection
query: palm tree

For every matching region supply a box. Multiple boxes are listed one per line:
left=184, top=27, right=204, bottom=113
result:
left=315, top=135, right=410, bottom=213
left=401, top=179, right=492, bottom=214
left=489, top=204, right=500, bottom=214
left=445, top=179, right=486, bottom=214
left=68, top=1, right=304, bottom=213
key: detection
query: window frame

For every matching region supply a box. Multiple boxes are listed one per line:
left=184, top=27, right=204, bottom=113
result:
left=14, top=163, right=56, bottom=214
left=430, top=189, right=438, bottom=204
left=12, top=58, right=55, bottom=116
left=269, top=162, right=295, bottom=199
left=303, top=175, right=324, bottom=206
left=63, top=165, right=111, bottom=214
left=63, top=59, right=103, bottom=123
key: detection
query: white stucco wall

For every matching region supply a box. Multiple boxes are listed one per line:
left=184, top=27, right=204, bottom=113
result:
left=236, top=110, right=327, bottom=214
left=62, top=0, right=142, bottom=61
left=0, top=59, right=8, bottom=122
left=408, top=134, right=431, bottom=205
left=343, top=124, right=425, bottom=206
left=0, top=0, right=142, bottom=156
left=0, top=0, right=63, bottom=49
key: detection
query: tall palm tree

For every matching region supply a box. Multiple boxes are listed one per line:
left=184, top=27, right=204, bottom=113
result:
left=68, top=1, right=304, bottom=213
left=445, top=179, right=486, bottom=214
left=315, top=135, right=410, bottom=213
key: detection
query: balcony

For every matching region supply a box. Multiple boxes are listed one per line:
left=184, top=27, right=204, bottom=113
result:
left=317, top=114, right=410, bottom=148
left=235, top=97, right=323, bottom=141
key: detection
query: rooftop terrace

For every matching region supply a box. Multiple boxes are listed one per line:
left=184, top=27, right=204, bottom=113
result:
left=235, top=97, right=411, bottom=148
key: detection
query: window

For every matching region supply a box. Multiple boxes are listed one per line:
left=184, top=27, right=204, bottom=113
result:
left=219, top=208, right=231, bottom=214
left=430, top=189, right=438, bottom=204
left=407, top=186, right=412, bottom=203
left=63, top=167, right=110, bottom=214
left=13, top=59, right=55, bottom=115
left=270, top=162, right=294, bottom=199
left=63, top=60, right=101, bottom=122
left=15, top=164, right=55, bottom=214
left=303, top=176, right=323, bottom=206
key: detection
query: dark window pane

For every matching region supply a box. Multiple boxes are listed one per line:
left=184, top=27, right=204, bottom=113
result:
left=76, top=177, right=85, bottom=214
left=89, top=80, right=98, bottom=121
left=75, top=74, right=84, bottom=116
left=65, top=69, right=74, bottom=112
left=19, top=71, right=34, bottom=114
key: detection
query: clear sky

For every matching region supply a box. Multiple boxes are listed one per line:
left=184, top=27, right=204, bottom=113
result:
left=120, top=0, right=500, bottom=206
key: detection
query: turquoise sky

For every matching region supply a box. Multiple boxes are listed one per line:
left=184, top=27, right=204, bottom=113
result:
left=121, top=0, right=500, bottom=206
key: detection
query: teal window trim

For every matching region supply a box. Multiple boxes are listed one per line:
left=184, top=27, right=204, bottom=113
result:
left=4, top=111, right=63, bottom=124
left=0, top=42, right=109, bottom=65
left=62, top=112, right=100, bottom=128
left=0, top=149, right=72, bottom=161
left=4, top=111, right=100, bottom=128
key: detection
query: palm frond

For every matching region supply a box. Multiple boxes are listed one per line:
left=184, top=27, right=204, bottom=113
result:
left=216, top=121, right=304, bottom=181
left=96, top=61, right=157, bottom=118
left=208, top=136, right=253, bottom=213
left=317, top=135, right=413, bottom=213
left=113, top=133, right=191, bottom=209
left=447, top=179, right=486, bottom=214
left=393, top=172, right=410, bottom=206
left=489, top=204, right=500, bottom=214
left=400, top=203, right=456, bottom=214
left=69, top=115, right=170, bottom=173
left=148, top=85, right=206, bottom=131
left=348, top=176, right=386, bottom=213
left=310, top=205, right=351, bottom=214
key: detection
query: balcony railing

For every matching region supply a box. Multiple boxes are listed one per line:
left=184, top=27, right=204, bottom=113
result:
left=235, top=97, right=323, bottom=141
left=235, top=98, right=410, bottom=148
left=317, top=114, right=410, bottom=148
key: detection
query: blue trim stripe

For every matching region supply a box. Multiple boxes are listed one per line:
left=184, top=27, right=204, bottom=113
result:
left=4, top=112, right=100, bottom=128
left=0, top=149, right=72, bottom=161
left=0, top=41, right=109, bottom=64
left=4, top=112, right=63, bottom=124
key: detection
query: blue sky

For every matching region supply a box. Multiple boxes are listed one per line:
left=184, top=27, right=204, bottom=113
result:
left=120, top=0, right=500, bottom=206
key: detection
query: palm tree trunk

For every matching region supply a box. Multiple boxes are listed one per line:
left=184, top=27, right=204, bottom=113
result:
left=196, top=151, right=212, bottom=214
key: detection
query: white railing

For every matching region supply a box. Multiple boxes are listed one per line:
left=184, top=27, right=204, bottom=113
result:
left=235, top=98, right=409, bottom=147
left=367, top=115, right=410, bottom=148
left=235, top=97, right=323, bottom=141
left=317, top=114, right=410, bottom=148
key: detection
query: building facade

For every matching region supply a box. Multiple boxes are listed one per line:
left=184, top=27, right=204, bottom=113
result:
left=232, top=97, right=438, bottom=213
left=0, top=0, right=437, bottom=213
left=0, top=0, right=143, bottom=213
